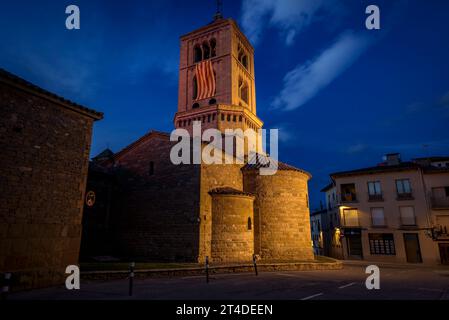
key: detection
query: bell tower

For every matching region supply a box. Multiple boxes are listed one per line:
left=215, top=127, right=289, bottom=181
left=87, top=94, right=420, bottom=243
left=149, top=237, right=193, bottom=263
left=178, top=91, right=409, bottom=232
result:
left=174, top=14, right=263, bottom=135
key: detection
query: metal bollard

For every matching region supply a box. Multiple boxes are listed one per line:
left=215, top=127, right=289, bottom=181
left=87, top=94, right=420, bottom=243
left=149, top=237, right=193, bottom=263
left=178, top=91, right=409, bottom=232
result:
left=2, top=273, right=12, bottom=300
left=205, top=256, right=209, bottom=283
left=253, top=254, right=258, bottom=276
left=129, top=262, right=135, bottom=296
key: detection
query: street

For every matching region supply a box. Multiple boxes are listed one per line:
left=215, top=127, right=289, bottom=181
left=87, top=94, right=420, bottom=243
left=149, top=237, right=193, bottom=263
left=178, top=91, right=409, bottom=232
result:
left=9, top=263, right=449, bottom=300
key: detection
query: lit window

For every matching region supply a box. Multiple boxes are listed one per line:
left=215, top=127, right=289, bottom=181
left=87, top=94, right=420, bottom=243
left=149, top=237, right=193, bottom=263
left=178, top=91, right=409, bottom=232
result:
left=343, top=208, right=359, bottom=226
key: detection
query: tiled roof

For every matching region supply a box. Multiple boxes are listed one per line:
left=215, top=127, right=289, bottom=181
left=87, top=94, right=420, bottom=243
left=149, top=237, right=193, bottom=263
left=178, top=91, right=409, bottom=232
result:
left=208, top=187, right=253, bottom=196
left=423, top=166, right=449, bottom=174
left=320, top=182, right=335, bottom=192
left=242, top=153, right=312, bottom=177
left=413, top=156, right=449, bottom=162
left=111, top=130, right=170, bottom=162
left=0, top=68, right=103, bottom=120
left=330, top=162, right=420, bottom=178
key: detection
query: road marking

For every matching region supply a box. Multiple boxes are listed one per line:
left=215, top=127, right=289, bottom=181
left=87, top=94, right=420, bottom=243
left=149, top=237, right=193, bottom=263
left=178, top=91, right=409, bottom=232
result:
left=339, top=282, right=356, bottom=289
left=418, top=287, right=444, bottom=292
left=301, top=293, right=323, bottom=300
left=276, top=273, right=301, bottom=277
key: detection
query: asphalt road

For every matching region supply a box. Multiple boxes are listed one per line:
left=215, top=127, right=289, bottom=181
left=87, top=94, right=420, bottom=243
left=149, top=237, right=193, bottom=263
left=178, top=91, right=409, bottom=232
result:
left=9, top=264, right=449, bottom=300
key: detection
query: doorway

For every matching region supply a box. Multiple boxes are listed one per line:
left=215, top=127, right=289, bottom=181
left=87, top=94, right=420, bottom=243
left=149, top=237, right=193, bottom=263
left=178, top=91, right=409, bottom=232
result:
left=347, top=235, right=363, bottom=259
left=439, top=243, right=449, bottom=265
left=403, top=233, right=422, bottom=263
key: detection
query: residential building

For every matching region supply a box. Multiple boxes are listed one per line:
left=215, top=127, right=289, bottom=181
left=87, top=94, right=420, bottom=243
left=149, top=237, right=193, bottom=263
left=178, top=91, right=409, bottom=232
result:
left=310, top=209, right=327, bottom=256
left=319, top=153, right=449, bottom=265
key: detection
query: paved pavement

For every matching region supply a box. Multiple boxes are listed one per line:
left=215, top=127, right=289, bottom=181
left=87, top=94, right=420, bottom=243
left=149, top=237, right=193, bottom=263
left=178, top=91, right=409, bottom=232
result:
left=9, top=264, right=449, bottom=300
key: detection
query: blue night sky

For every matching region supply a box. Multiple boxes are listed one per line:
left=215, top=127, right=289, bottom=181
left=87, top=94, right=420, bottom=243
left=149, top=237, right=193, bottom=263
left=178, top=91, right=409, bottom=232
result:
left=1, top=0, right=449, bottom=208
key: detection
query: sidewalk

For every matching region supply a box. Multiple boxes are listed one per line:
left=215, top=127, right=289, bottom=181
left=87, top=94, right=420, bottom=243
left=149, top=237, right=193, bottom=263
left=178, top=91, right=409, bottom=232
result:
left=81, top=259, right=343, bottom=281
left=342, top=259, right=449, bottom=271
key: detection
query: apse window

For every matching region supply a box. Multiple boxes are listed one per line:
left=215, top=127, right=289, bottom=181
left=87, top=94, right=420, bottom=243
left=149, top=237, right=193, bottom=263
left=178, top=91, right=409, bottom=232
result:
left=149, top=161, right=154, bottom=176
left=247, top=217, right=252, bottom=230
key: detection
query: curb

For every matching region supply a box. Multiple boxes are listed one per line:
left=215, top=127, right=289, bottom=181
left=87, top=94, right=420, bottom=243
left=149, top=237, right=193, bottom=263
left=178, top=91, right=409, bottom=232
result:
left=81, top=261, right=343, bottom=281
left=342, top=260, right=449, bottom=270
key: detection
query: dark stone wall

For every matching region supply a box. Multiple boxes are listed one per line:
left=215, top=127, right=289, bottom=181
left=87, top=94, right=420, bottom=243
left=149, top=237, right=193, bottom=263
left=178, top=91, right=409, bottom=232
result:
left=80, top=165, right=117, bottom=260
left=0, top=82, right=96, bottom=290
left=105, top=134, right=202, bottom=262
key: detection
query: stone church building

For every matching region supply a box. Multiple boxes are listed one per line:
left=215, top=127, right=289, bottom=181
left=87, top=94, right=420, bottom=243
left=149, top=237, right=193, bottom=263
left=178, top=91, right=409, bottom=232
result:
left=83, top=16, right=313, bottom=263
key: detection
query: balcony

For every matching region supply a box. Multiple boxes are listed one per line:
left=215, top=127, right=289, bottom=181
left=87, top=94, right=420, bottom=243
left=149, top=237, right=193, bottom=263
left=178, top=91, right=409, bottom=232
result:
left=368, top=193, right=384, bottom=202
left=396, top=192, right=414, bottom=201
left=340, top=193, right=357, bottom=203
left=431, top=196, right=449, bottom=210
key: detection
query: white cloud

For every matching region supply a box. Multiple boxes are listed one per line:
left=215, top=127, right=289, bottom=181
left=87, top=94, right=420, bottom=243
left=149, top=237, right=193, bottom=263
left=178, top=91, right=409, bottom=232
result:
left=346, top=143, right=367, bottom=154
left=241, top=0, right=337, bottom=45
left=272, top=31, right=372, bottom=111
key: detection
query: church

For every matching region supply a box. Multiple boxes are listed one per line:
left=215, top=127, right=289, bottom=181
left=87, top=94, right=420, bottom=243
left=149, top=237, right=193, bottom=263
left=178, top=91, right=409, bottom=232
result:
left=82, top=13, right=314, bottom=263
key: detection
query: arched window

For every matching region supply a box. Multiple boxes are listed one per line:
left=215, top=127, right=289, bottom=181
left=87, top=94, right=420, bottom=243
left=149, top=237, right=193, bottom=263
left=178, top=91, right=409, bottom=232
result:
left=192, top=76, right=198, bottom=100
left=202, top=42, right=210, bottom=60
left=194, top=45, right=202, bottom=63
left=239, top=78, right=249, bottom=104
left=210, top=38, right=217, bottom=57
left=241, top=55, right=248, bottom=69
left=238, top=45, right=248, bottom=70
left=247, top=217, right=252, bottom=230
left=192, top=103, right=200, bottom=109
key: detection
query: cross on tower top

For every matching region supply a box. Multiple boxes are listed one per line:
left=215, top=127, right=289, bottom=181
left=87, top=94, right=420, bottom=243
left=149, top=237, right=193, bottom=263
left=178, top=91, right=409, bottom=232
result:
left=214, top=0, right=223, bottom=20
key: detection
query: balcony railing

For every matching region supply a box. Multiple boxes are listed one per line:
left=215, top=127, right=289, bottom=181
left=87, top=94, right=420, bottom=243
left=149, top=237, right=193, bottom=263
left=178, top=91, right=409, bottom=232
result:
left=397, top=192, right=414, bottom=200
left=368, top=193, right=384, bottom=202
left=431, top=196, right=449, bottom=209
left=400, top=217, right=417, bottom=228
left=340, top=193, right=357, bottom=203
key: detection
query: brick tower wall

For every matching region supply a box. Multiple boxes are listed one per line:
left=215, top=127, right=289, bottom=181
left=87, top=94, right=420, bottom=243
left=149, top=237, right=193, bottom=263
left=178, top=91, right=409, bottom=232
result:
left=243, top=170, right=314, bottom=261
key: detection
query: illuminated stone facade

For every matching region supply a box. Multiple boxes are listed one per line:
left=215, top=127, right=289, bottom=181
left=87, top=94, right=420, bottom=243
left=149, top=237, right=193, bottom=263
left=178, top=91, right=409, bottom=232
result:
left=82, top=17, right=313, bottom=264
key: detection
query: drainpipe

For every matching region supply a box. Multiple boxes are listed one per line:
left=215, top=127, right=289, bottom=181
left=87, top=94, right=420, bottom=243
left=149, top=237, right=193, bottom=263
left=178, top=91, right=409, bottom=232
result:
left=418, top=167, right=433, bottom=233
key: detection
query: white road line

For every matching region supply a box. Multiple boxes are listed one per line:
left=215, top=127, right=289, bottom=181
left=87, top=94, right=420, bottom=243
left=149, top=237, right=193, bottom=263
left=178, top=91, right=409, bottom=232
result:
left=301, top=293, right=323, bottom=300
left=418, top=288, right=444, bottom=292
left=276, top=273, right=301, bottom=277
left=338, top=282, right=356, bottom=289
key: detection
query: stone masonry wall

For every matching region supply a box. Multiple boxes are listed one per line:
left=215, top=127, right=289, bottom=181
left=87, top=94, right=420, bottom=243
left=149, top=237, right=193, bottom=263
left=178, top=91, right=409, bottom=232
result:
left=199, top=158, right=244, bottom=263
left=243, top=170, right=314, bottom=261
left=210, top=194, right=254, bottom=263
left=0, top=82, right=96, bottom=290
left=109, top=134, right=201, bottom=261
